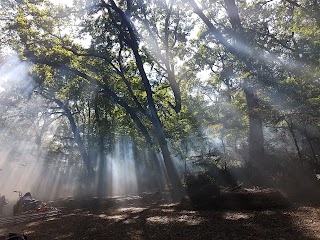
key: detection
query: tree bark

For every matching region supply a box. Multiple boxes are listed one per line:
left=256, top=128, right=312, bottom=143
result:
left=286, top=118, right=303, bottom=163
left=94, top=94, right=107, bottom=198
left=153, top=121, right=185, bottom=196
left=244, top=86, right=264, bottom=164
left=303, top=126, right=318, bottom=165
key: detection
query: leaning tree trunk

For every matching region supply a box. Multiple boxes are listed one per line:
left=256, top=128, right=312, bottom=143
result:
left=286, top=118, right=303, bottom=164
left=53, top=98, right=93, bottom=177
left=133, top=51, right=185, bottom=197
left=108, top=1, right=185, bottom=197
left=154, top=124, right=185, bottom=198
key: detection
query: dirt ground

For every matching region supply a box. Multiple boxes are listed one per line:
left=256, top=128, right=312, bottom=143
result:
left=1, top=188, right=320, bottom=240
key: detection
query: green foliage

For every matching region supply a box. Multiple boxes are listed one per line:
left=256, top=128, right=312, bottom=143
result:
left=1, top=0, right=320, bottom=180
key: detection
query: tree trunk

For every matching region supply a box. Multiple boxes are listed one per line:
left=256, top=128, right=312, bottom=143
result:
left=304, top=126, right=318, bottom=165
left=286, top=119, right=303, bottom=163
left=94, top=95, right=107, bottom=198
left=107, top=1, right=185, bottom=197
left=244, top=86, right=265, bottom=164
left=97, top=133, right=106, bottom=197
left=154, top=125, right=185, bottom=198
left=53, top=98, right=93, bottom=177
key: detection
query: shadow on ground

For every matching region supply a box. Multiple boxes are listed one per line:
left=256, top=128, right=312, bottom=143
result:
left=1, top=189, right=319, bottom=240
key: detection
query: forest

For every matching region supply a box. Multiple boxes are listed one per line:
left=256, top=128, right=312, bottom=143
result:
left=0, top=0, right=320, bottom=239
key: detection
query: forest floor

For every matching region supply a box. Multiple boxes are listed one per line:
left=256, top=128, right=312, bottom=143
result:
left=0, top=187, right=320, bottom=240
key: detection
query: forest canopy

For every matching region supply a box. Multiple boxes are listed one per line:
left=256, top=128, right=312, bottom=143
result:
left=0, top=0, right=319, bottom=199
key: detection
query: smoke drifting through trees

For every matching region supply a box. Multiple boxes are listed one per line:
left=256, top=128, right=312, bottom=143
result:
left=0, top=0, right=319, bottom=201
left=0, top=55, right=150, bottom=199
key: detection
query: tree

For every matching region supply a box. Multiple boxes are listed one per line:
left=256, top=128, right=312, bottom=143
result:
left=1, top=0, right=319, bottom=196
left=2, top=0, right=190, bottom=196
left=185, top=0, right=269, bottom=168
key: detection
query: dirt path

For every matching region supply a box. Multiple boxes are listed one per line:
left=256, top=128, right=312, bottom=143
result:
left=1, top=190, right=319, bottom=240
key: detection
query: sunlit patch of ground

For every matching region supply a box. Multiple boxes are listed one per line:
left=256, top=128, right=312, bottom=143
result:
left=223, top=211, right=254, bottom=220
left=98, top=214, right=127, bottom=222
left=160, top=208, right=175, bottom=212
left=146, top=214, right=204, bottom=226
left=25, top=222, right=41, bottom=227
left=112, top=195, right=143, bottom=203
left=54, top=233, right=73, bottom=239
left=116, top=207, right=147, bottom=214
